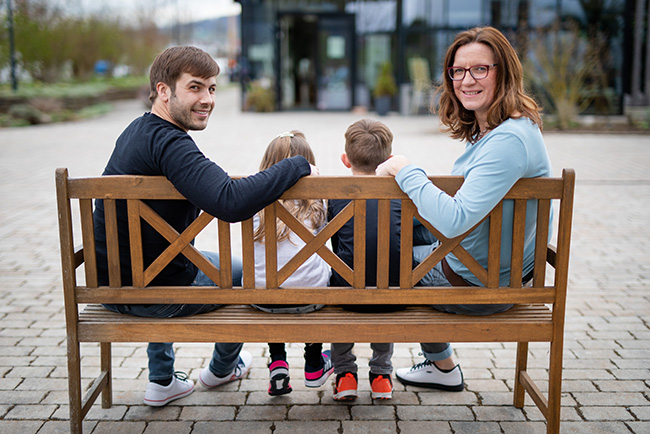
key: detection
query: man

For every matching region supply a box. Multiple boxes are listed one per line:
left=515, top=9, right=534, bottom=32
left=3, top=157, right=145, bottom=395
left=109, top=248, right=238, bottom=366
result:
left=93, top=46, right=314, bottom=406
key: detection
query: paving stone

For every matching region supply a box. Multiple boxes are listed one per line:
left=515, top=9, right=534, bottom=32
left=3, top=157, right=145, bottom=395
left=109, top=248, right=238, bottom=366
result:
left=179, top=405, right=236, bottom=421
left=627, top=421, right=650, bottom=433
left=0, top=378, right=22, bottom=390
left=523, top=405, right=584, bottom=422
left=611, top=359, right=650, bottom=369
left=85, top=404, right=129, bottom=420
left=609, top=369, right=650, bottom=380
left=450, top=421, right=502, bottom=433
left=464, top=379, right=510, bottom=392
left=275, top=421, right=341, bottom=434
left=499, top=421, right=548, bottom=434
left=562, top=369, right=615, bottom=380
left=16, top=378, right=68, bottom=391
left=573, top=392, right=649, bottom=406
left=0, top=356, right=37, bottom=367
left=341, top=420, right=397, bottom=433
left=124, top=404, right=182, bottom=420
left=418, top=391, right=479, bottom=405
left=287, top=404, right=351, bottom=420
left=192, top=421, right=273, bottom=434
left=4, top=365, right=54, bottom=378
left=581, top=406, right=635, bottom=421
left=350, top=404, right=396, bottom=420
left=0, top=390, right=46, bottom=404
left=559, top=421, right=637, bottom=433
left=594, top=380, right=649, bottom=392
left=397, top=405, right=474, bottom=421
left=91, top=421, right=147, bottom=434
left=629, top=406, right=650, bottom=420
left=236, top=404, right=288, bottom=421
left=142, top=421, right=193, bottom=433
left=246, top=390, right=320, bottom=405
left=3, top=404, right=57, bottom=419
left=383, top=391, right=419, bottom=405
left=36, top=420, right=98, bottom=434
left=397, top=421, right=453, bottom=433
left=0, top=420, right=44, bottom=434
left=472, top=405, right=526, bottom=421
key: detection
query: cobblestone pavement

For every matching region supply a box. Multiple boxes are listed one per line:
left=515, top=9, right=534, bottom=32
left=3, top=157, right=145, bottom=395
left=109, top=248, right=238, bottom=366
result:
left=0, top=87, right=648, bottom=433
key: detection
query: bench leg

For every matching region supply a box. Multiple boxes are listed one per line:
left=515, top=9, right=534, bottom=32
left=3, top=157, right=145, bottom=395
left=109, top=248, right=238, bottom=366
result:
left=67, top=336, right=83, bottom=434
left=546, top=340, right=563, bottom=434
left=100, top=343, right=113, bottom=408
left=513, top=341, right=528, bottom=408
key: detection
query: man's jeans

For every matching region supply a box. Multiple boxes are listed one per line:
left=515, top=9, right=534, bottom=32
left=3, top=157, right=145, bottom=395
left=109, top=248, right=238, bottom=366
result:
left=103, top=251, right=244, bottom=381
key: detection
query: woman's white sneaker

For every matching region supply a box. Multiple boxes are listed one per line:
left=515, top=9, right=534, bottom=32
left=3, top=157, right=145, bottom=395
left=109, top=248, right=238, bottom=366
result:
left=143, top=372, right=194, bottom=406
left=199, top=350, right=253, bottom=389
left=395, top=359, right=464, bottom=391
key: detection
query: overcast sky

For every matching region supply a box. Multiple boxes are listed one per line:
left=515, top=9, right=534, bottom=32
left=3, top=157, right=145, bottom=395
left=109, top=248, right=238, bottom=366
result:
left=67, top=0, right=241, bottom=25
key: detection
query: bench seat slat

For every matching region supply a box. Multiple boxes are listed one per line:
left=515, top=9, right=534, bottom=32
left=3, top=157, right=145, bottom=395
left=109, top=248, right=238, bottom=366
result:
left=78, top=304, right=553, bottom=343
left=76, top=286, right=556, bottom=305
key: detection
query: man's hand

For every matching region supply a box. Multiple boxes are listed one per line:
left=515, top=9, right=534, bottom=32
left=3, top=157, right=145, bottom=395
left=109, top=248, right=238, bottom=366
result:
left=375, top=155, right=411, bottom=176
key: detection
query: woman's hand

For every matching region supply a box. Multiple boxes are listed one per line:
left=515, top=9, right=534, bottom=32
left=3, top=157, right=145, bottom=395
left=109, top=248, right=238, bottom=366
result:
left=376, top=155, right=411, bottom=176
left=309, top=164, right=320, bottom=176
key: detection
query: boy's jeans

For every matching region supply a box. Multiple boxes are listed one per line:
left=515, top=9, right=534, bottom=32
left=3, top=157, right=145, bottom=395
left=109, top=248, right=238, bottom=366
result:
left=103, top=251, right=244, bottom=381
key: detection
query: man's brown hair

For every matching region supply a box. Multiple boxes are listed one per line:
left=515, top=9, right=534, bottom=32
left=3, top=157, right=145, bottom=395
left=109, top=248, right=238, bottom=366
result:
left=148, top=46, right=220, bottom=103
left=344, top=119, right=393, bottom=173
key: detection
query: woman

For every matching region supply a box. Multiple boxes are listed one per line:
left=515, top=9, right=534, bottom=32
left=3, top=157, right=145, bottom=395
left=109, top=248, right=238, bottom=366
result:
left=376, top=26, right=553, bottom=391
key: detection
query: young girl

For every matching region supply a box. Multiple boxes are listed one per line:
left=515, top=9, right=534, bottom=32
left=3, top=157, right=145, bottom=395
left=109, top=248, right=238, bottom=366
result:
left=251, top=130, right=333, bottom=396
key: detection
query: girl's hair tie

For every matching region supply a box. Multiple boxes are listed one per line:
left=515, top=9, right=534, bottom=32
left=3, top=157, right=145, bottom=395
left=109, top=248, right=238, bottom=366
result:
left=277, top=131, right=294, bottom=138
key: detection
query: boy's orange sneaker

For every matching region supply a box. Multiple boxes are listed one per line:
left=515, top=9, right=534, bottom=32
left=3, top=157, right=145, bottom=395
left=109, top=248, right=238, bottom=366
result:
left=333, top=372, right=358, bottom=401
left=370, top=373, right=393, bottom=400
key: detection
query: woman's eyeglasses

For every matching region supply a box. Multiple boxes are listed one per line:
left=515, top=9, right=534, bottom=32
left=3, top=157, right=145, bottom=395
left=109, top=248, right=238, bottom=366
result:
left=447, top=64, right=497, bottom=81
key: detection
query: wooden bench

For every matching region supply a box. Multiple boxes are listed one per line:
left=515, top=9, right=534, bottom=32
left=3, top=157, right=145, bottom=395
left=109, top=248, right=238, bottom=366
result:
left=56, top=167, right=575, bottom=434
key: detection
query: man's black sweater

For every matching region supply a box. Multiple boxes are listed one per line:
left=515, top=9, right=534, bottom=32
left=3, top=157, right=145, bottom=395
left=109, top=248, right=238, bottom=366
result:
left=94, top=113, right=310, bottom=286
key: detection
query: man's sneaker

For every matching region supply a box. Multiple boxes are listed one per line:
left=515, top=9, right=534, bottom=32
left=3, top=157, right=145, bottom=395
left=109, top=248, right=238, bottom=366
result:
left=268, top=359, right=292, bottom=396
left=333, top=372, right=358, bottom=401
left=304, top=349, right=334, bottom=388
left=395, top=358, right=464, bottom=391
left=370, top=373, right=393, bottom=400
left=143, top=371, right=194, bottom=406
left=199, top=350, right=253, bottom=389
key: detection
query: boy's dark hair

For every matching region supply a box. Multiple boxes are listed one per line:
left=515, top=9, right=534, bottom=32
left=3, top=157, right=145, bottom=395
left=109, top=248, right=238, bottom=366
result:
left=148, top=46, right=220, bottom=103
left=344, top=119, right=393, bottom=173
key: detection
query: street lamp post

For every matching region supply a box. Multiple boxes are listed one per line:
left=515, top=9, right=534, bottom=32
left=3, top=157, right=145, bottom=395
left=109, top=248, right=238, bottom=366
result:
left=6, top=0, right=18, bottom=92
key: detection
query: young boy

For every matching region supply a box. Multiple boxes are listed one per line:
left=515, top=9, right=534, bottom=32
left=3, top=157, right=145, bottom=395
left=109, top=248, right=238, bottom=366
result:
left=328, top=118, right=401, bottom=401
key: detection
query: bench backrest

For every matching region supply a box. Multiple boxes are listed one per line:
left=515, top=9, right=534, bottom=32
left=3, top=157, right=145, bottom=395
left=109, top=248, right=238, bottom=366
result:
left=56, top=168, right=574, bottom=310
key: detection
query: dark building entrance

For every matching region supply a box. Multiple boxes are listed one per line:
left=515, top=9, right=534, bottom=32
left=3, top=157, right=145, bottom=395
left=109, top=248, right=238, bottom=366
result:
left=276, top=13, right=355, bottom=111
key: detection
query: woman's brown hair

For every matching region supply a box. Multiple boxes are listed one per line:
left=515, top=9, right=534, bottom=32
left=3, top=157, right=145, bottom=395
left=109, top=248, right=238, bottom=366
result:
left=253, top=131, right=326, bottom=243
left=434, top=26, right=542, bottom=143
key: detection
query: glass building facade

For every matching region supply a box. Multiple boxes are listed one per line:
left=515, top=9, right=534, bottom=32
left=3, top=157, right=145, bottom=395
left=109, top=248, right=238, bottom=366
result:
left=236, top=0, right=633, bottom=115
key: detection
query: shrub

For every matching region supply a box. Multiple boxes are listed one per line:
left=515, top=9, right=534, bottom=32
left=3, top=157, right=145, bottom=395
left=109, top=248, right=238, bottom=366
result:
left=524, top=22, right=598, bottom=129
left=373, top=62, right=397, bottom=98
left=246, top=82, right=275, bottom=112
left=8, top=104, right=51, bottom=125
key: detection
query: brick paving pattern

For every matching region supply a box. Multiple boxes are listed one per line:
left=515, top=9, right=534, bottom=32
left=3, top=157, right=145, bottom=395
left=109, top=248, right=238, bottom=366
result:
left=0, top=87, right=648, bottom=433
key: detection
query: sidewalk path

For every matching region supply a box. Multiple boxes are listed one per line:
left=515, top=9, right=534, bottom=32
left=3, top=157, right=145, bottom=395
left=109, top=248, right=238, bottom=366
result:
left=0, top=87, right=648, bottom=433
